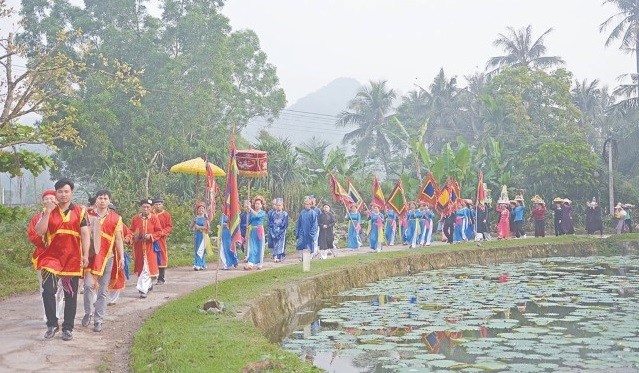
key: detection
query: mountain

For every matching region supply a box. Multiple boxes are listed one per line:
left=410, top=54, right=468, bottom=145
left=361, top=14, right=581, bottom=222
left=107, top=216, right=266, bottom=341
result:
left=242, top=77, right=362, bottom=147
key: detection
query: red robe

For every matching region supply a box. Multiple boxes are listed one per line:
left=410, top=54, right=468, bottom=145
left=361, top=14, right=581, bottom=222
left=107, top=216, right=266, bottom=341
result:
left=128, top=214, right=162, bottom=277
left=32, top=204, right=86, bottom=276
left=86, top=210, right=123, bottom=276
left=153, top=210, right=173, bottom=268
left=109, top=224, right=131, bottom=291
left=28, top=211, right=48, bottom=266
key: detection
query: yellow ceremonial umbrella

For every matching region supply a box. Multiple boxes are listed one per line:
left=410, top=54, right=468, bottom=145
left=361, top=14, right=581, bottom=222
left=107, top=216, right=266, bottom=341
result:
left=169, top=157, right=225, bottom=176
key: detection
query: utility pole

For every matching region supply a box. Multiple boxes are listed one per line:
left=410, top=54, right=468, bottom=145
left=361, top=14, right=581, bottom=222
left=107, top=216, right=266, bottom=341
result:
left=605, top=138, right=615, bottom=216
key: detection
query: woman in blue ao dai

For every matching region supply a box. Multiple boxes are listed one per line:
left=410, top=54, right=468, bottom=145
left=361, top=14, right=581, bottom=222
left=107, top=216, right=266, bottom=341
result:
left=244, top=195, right=266, bottom=270
left=268, top=198, right=288, bottom=262
left=191, top=203, right=209, bottom=270
left=453, top=201, right=466, bottom=243
left=345, top=203, right=362, bottom=250
left=418, top=202, right=435, bottom=246
left=384, top=207, right=397, bottom=246
left=405, top=201, right=421, bottom=248
left=368, top=204, right=385, bottom=252
left=219, top=214, right=238, bottom=270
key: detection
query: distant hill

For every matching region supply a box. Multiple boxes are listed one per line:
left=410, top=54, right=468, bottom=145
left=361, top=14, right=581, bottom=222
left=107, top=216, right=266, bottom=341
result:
left=242, top=77, right=362, bottom=147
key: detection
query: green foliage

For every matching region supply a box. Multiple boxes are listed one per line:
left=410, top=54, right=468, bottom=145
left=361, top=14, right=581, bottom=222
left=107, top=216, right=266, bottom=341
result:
left=0, top=217, right=40, bottom=298
left=20, top=0, right=285, bottom=200
left=0, top=205, right=28, bottom=224
left=486, top=67, right=584, bottom=148
left=519, top=139, right=601, bottom=200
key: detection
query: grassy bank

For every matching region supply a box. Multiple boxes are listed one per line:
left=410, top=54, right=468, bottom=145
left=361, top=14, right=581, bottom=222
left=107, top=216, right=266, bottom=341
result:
left=130, top=235, right=638, bottom=372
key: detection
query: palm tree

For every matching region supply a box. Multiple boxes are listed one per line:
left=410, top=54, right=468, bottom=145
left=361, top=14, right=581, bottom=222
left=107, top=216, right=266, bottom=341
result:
left=487, top=25, right=564, bottom=73
left=336, top=80, right=396, bottom=174
left=600, top=0, right=639, bottom=75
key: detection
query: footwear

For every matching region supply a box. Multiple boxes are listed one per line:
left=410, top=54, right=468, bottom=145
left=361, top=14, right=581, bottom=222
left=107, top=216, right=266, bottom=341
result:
left=44, top=325, right=59, bottom=339
left=107, top=302, right=116, bottom=306
left=139, top=291, right=147, bottom=298
left=61, top=330, right=73, bottom=341
left=93, top=322, right=103, bottom=332
left=156, top=279, right=165, bottom=285
left=81, top=314, right=92, bottom=327
left=148, top=285, right=153, bottom=292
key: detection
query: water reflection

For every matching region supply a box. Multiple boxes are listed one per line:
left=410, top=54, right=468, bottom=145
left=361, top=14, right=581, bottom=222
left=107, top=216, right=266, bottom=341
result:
left=281, top=256, right=639, bottom=372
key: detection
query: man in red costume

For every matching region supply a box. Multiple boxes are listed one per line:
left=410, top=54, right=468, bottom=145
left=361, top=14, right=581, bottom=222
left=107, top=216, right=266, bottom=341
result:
left=152, top=196, right=173, bottom=285
left=128, top=199, right=162, bottom=298
left=33, top=178, right=90, bottom=341
left=28, top=190, right=64, bottom=321
left=108, top=203, right=131, bottom=305
left=80, top=190, right=125, bottom=332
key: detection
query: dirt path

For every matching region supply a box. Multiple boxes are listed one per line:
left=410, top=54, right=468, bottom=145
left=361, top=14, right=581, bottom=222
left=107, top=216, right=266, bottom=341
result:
left=0, top=243, right=415, bottom=372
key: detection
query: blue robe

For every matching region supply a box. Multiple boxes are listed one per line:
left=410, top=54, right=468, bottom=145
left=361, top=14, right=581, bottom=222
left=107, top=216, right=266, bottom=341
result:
left=346, top=212, right=362, bottom=249
left=384, top=211, right=397, bottom=245
left=369, top=212, right=384, bottom=250
left=268, top=209, right=288, bottom=260
left=419, top=209, right=435, bottom=245
left=295, top=208, right=318, bottom=251
left=406, top=209, right=422, bottom=248
left=193, top=216, right=208, bottom=269
left=246, top=210, right=266, bottom=266
left=219, top=215, right=238, bottom=269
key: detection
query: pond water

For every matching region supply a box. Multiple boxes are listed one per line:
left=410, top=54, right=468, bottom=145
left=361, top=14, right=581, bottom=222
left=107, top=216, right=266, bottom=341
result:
left=281, top=256, right=639, bottom=372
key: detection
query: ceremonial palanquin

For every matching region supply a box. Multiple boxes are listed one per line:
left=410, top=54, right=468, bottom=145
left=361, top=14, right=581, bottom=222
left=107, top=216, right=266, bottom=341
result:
left=236, top=149, right=268, bottom=177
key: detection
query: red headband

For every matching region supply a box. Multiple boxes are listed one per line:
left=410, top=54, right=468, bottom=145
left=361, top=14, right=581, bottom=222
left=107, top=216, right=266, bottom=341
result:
left=42, top=190, right=56, bottom=199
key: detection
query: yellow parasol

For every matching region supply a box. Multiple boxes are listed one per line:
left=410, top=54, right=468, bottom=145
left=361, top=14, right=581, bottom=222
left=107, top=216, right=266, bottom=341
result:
left=169, top=157, right=225, bottom=176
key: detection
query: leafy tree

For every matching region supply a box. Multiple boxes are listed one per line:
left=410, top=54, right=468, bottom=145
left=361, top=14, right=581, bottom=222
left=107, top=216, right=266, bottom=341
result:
left=20, top=0, right=285, bottom=198
left=484, top=67, right=584, bottom=149
left=0, top=1, right=139, bottom=177
left=518, top=140, right=602, bottom=202
left=337, top=80, right=396, bottom=175
left=487, top=25, right=564, bottom=73
left=600, top=0, right=639, bottom=75
left=295, top=137, right=364, bottom=184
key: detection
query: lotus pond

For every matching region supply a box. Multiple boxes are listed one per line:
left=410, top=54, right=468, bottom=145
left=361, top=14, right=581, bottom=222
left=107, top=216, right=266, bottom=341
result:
left=281, top=256, right=639, bottom=372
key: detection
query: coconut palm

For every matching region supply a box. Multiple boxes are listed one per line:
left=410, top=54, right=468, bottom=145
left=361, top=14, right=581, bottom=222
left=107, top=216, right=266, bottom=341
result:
left=336, top=80, right=396, bottom=174
left=600, top=0, right=639, bottom=74
left=487, top=25, right=565, bottom=73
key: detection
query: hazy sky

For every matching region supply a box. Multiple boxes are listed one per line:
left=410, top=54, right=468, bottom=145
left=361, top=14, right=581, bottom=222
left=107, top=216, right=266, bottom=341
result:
left=220, top=0, right=631, bottom=104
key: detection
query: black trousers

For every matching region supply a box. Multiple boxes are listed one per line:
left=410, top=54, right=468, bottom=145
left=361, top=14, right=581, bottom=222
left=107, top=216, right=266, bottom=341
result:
left=513, top=220, right=525, bottom=238
left=42, top=270, right=79, bottom=331
left=443, top=223, right=454, bottom=244
left=534, top=220, right=545, bottom=237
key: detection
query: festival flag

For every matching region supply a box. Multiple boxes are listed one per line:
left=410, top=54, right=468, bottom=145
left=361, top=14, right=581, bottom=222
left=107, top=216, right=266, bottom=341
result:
left=449, top=179, right=461, bottom=206
left=435, top=185, right=451, bottom=214
left=348, top=179, right=364, bottom=209
left=386, top=179, right=407, bottom=215
left=204, top=157, right=218, bottom=220
left=329, top=173, right=352, bottom=204
left=224, top=133, right=242, bottom=246
left=476, top=170, right=486, bottom=206
left=371, top=175, right=386, bottom=208
left=418, top=172, right=439, bottom=206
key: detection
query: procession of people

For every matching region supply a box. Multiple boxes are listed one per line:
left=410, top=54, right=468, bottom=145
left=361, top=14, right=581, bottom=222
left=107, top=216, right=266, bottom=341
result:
left=26, top=176, right=637, bottom=341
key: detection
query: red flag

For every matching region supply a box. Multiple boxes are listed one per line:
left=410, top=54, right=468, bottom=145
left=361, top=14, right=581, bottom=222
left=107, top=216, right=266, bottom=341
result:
left=371, top=175, right=386, bottom=208
left=205, top=157, right=217, bottom=221
left=476, top=170, right=486, bottom=206
left=224, top=133, right=242, bottom=246
left=329, top=173, right=353, bottom=204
